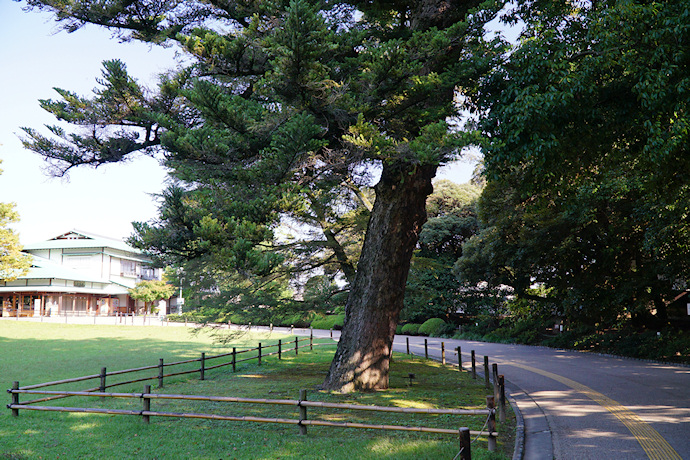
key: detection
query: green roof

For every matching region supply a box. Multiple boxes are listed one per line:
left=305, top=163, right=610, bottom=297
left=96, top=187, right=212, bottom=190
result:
left=23, top=230, right=142, bottom=255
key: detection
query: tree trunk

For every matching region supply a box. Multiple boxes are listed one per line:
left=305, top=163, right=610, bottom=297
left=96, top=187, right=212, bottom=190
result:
left=322, top=161, right=437, bottom=392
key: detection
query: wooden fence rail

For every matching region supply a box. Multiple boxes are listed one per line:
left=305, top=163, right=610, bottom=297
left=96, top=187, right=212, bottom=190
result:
left=7, top=386, right=498, bottom=458
left=12, top=335, right=329, bottom=408
left=8, top=332, right=507, bottom=459
left=403, top=337, right=508, bottom=424
left=15, top=335, right=320, bottom=391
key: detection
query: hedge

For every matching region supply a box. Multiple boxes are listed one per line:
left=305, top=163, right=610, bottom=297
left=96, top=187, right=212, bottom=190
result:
left=419, top=318, right=447, bottom=337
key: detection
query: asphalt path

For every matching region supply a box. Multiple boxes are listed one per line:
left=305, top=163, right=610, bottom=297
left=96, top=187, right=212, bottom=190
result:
left=303, top=328, right=689, bottom=460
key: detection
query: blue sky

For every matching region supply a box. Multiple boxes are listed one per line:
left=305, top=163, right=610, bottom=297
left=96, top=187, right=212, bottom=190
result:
left=0, top=1, right=476, bottom=245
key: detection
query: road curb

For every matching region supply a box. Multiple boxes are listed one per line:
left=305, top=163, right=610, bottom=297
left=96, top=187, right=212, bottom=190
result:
left=508, top=391, right=525, bottom=460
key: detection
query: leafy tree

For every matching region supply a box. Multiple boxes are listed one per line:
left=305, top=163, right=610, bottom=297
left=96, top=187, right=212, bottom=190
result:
left=0, top=160, right=31, bottom=281
left=128, top=279, right=176, bottom=314
left=459, top=0, right=690, bottom=328
left=21, top=0, right=496, bottom=391
left=402, top=180, right=481, bottom=323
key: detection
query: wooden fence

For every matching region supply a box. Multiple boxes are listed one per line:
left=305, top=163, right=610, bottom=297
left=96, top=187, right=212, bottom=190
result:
left=8, top=333, right=504, bottom=460
left=404, top=336, right=508, bottom=424
left=8, top=335, right=320, bottom=407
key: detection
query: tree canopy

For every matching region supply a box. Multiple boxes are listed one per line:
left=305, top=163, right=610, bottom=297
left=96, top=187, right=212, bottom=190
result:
left=457, top=0, right=690, bottom=327
left=403, top=180, right=481, bottom=323
left=21, top=0, right=495, bottom=391
left=128, top=279, right=176, bottom=314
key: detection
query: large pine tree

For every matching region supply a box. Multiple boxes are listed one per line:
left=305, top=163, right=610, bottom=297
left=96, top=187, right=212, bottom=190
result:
left=21, top=0, right=492, bottom=391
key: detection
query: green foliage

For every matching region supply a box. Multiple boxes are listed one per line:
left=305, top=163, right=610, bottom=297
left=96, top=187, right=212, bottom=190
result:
left=167, top=308, right=232, bottom=324
left=270, top=311, right=320, bottom=328
left=426, top=180, right=482, bottom=219
left=403, top=180, right=482, bottom=325
left=458, top=0, right=690, bottom=329
left=453, top=315, right=690, bottom=364
left=128, top=279, right=176, bottom=314
left=418, top=318, right=448, bottom=337
left=400, top=323, right=422, bottom=336
left=20, top=0, right=505, bottom=389
left=22, top=0, right=497, bottom=312
left=310, top=314, right=346, bottom=330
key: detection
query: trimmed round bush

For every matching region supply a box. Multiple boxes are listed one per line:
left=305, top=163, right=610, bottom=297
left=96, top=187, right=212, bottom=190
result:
left=418, top=318, right=447, bottom=337
left=401, top=323, right=421, bottom=335
left=310, top=314, right=345, bottom=330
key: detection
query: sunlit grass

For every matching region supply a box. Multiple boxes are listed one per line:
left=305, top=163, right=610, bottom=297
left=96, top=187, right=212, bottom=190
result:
left=0, top=321, right=514, bottom=459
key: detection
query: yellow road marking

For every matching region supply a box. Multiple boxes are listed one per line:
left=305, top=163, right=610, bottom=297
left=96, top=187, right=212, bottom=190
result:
left=512, top=363, right=682, bottom=460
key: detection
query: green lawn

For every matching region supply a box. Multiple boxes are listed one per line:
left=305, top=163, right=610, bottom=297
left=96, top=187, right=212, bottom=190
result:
left=0, top=321, right=513, bottom=459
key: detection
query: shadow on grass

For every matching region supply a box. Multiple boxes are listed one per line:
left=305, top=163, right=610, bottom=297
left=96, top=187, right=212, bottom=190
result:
left=0, top=322, right=512, bottom=459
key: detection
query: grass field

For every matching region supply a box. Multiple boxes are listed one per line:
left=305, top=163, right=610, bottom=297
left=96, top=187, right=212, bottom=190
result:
left=0, top=321, right=513, bottom=459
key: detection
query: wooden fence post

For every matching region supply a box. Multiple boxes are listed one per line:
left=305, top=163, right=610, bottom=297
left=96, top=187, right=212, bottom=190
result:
left=310, top=329, right=313, bottom=350
left=442, top=342, right=446, bottom=365
left=100, top=367, right=107, bottom=392
left=142, top=385, right=151, bottom=424
left=232, top=347, right=237, bottom=372
left=406, top=337, right=410, bottom=355
left=278, top=340, right=282, bottom=360
left=11, top=381, right=19, bottom=417
left=158, top=359, right=164, bottom=388
left=498, top=375, right=506, bottom=423
left=492, top=363, right=499, bottom=402
left=100, top=367, right=107, bottom=400
left=200, top=352, right=206, bottom=380
left=330, top=329, right=333, bottom=339
left=471, top=350, right=476, bottom=379
left=299, top=389, right=308, bottom=435
left=459, top=426, right=471, bottom=460
left=295, top=337, right=299, bottom=356
left=424, top=339, right=428, bottom=359
left=483, top=356, right=490, bottom=389
left=486, top=396, right=497, bottom=452
left=258, top=343, right=262, bottom=366
left=456, top=346, right=462, bottom=371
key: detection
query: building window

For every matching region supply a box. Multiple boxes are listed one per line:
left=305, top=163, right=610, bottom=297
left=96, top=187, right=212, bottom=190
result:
left=141, top=267, right=156, bottom=280
left=65, top=255, right=91, bottom=271
left=121, top=260, right=136, bottom=277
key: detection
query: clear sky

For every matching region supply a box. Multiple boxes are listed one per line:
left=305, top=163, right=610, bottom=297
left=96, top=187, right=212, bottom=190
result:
left=0, top=1, right=476, bottom=245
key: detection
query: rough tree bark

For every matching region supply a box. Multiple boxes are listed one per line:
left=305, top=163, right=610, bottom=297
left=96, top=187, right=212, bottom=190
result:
left=323, top=161, right=437, bottom=392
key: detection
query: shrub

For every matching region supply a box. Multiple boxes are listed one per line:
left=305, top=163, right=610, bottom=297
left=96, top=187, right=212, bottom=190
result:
left=167, top=309, right=227, bottom=323
left=418, top=318, right=447, bottom=337
left=271, top=312, right=318, bottom=328
left=401, top=323, right=422, bottom=335
left=310, top=314, right=345, bottom=330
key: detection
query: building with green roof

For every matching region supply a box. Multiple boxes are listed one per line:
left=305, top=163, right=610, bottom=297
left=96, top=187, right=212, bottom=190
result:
left=0, top=230, right=162, bottom=317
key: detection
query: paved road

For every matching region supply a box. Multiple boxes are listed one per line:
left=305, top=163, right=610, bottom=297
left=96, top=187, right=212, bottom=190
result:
left=303, top=328, right=689, bottom=460
left=393, top=335, right=689, bottom=460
